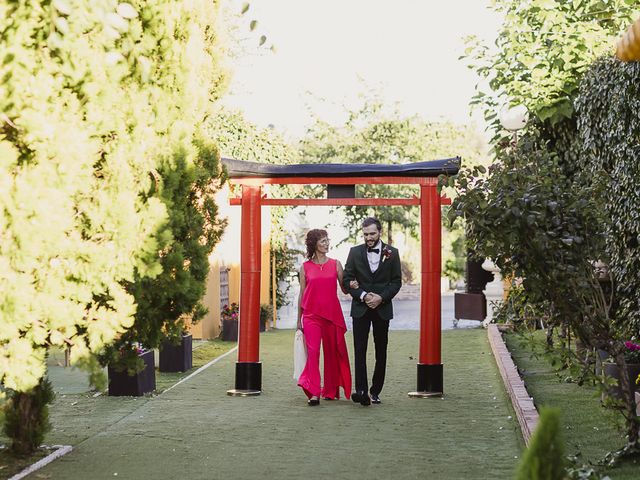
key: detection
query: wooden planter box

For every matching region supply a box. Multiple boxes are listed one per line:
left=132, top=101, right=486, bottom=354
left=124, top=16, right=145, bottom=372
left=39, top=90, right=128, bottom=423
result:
left=159, top=334, right=193, bottom=373
left=221, top=318, right=238, bottom=342
left=454, top=292, right=486, bottom=321
left=108, top=350, right=156, bottom=396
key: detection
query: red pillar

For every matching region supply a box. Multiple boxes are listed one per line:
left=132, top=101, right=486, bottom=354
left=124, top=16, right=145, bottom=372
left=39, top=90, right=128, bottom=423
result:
left=228, top=184, right=262, bottom=395
left=409, top=182, right=443, bottom=397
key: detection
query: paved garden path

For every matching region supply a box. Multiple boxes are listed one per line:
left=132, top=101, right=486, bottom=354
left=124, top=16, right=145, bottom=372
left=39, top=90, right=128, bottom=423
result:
left=38, top=329, right=523, bottom=479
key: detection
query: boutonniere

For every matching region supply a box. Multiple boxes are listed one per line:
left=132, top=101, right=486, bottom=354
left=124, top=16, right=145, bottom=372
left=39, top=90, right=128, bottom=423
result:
left=381, top=246, right=393, bottom=263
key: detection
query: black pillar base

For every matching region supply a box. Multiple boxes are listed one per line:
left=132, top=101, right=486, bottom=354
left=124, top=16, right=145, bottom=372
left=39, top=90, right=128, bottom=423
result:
left=227, top=362, right=262, bottom=396
left=408, top=363, right=443, bottom=398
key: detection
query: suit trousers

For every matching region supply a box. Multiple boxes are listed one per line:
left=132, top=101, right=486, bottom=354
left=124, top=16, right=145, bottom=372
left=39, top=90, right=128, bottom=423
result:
left=353, top=308, right=390, bottom=396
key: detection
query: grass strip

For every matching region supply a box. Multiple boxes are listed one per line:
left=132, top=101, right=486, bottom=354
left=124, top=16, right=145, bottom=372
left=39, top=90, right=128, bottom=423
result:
left=0, top=447, right=50, bottom=479
left=504, top=331, right=640, bottom=479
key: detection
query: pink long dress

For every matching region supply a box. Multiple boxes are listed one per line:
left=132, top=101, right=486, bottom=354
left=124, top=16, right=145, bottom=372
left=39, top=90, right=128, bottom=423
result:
left=298, top=258, right=352, bottom=400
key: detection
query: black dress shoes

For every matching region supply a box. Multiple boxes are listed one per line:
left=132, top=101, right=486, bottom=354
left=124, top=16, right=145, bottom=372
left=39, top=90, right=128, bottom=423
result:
left=351, top=391, right=371, bottom=406
left=370, top=394, right=381, bottom=404
left=308, top=397, right=320, bottom=406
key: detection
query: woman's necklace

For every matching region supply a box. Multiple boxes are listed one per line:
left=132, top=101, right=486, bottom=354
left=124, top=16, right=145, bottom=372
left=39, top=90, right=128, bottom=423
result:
left=313, top=256, right=329, bottom=270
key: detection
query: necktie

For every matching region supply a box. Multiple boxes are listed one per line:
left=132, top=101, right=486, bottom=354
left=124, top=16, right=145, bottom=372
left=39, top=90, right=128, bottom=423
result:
left=367, top=247, right=380, bottom=253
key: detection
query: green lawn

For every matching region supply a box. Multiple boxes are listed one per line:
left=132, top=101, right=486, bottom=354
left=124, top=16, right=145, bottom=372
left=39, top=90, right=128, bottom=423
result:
left=505, top=331, right=640, bottom=479
left=154, top=339, right=237, bottom=392
left=0, top=339, right=236, bottom=479
left=4, top=329, right=524, bottom=479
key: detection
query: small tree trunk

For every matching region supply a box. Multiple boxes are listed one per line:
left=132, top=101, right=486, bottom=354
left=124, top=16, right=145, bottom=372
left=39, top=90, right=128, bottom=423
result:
left=546, top=325, right=554, bottom=347
left=387, top=220, right=393, bottom=245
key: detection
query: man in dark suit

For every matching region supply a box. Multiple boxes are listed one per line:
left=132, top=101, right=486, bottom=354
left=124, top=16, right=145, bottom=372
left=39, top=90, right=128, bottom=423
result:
left=343, top=217, right=402, bottom=406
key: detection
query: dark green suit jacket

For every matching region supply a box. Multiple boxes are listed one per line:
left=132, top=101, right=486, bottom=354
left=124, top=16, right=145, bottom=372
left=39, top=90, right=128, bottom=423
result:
left=342, top=243, right=402, bottom=321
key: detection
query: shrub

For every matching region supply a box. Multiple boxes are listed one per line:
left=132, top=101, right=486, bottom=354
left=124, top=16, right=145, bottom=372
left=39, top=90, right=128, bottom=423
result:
left=3, top=379, right=54, bottom=455
left=516, top=407, right=565, bottom=480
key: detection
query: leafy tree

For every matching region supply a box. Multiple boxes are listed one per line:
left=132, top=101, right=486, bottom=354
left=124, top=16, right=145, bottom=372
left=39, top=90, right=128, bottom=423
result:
left=449, top=129, right=609, bottom=337
left=463, top=0, right=636, bottom=131
left=206, top=107, right=301, bottom=308
left=451, top=115, right=640, bottom=451
left=0, top=0, right=228, bottom=452
left=455, top=0, right=640, bottom=451
left=103, top=138, right=228, bottom=373
left=300, top=99, right=486, bottom=244
left=205, top=107, right=297, bottom=166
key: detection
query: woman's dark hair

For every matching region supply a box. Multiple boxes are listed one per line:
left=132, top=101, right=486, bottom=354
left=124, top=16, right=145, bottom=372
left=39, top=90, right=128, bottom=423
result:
left=361, top=217, right=382, bottom=231
left=305, top=229, right=328, bottom=259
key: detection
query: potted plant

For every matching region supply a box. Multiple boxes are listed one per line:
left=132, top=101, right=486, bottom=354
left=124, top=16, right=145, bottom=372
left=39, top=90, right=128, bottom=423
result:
left=108, top=343, right=156, bottom=396
left=603, top=341, right=640, bottom=400
left=159, top=330, right=193, bottom=373
left=159, top=310, right=206, bottom=373
left=221, top=302, right=239, bottom=341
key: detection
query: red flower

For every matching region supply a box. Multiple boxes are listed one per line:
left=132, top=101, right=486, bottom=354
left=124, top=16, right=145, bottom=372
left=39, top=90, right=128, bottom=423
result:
left=221, top=302, right=239, bottom=319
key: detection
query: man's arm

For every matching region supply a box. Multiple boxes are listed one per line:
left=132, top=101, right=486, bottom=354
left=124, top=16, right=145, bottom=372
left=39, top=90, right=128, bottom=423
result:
left=343, top=248, right=365, bottom=300
left=380, top=249, right=402, bottom=303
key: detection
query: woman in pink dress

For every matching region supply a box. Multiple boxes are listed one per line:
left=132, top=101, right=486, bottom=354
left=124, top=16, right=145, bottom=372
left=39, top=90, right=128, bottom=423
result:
left=297, top=229, right=354, bottom=406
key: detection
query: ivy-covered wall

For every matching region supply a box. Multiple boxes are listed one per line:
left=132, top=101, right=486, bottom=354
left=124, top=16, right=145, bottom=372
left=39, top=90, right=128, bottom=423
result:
left=576, top=58, right=640, bottom=338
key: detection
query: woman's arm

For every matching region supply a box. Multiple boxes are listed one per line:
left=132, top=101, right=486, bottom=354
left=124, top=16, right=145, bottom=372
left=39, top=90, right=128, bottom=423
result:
left=297, top=265, right=306, bottom=330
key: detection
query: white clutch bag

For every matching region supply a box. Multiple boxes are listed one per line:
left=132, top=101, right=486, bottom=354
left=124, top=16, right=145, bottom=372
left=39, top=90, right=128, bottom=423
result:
left=293, top=329, right=307, bottom=381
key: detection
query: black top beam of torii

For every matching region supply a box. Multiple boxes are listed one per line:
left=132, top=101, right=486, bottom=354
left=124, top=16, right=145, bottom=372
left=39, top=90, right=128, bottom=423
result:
left=221, top=157, right=461, bottom=179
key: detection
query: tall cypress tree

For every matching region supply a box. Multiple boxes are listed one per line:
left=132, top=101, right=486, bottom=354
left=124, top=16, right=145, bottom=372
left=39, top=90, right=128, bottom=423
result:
left=105, top=137, right=227, bottom=372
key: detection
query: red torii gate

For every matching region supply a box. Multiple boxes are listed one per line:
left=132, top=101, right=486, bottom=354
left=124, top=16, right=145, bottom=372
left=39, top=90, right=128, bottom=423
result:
left=222, top=157, right=460, bottom=398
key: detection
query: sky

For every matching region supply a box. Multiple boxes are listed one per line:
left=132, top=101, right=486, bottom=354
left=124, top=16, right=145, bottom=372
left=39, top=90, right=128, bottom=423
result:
left=217, top=1, right=504, bottom=261
left=222, top=0, right=503, bottom=140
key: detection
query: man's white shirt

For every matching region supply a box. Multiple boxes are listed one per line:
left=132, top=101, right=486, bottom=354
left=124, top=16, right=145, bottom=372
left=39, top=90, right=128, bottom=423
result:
left=360, top=241, right=382, bottom=301
left=367, top=240, right=382, bottom=273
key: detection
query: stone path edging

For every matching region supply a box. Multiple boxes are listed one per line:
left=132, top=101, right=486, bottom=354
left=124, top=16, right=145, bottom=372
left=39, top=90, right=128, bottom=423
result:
left=8, top=445, right=72, bottom=480
left=487, top=324, right=539, bottom=445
